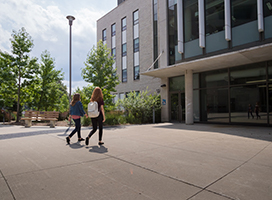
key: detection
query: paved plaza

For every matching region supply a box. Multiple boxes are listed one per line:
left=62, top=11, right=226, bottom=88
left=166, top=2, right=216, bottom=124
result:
left=0, top=123, right=271, bottom=200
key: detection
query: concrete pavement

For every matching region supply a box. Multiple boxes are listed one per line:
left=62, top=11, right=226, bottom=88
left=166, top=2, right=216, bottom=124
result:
left=0, top=123, right=271, bottom=200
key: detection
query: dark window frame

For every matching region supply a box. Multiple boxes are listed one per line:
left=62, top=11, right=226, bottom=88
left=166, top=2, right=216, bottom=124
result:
left=122, top=69, right=127, bottom=82
left=102, top=29, right=107, bottom=41
left=111, top=23, right=116, bottom=36
left=133, top=38, right=139, bottom=52
left=134, top=65, right=140, bottom=80
left=122, top=43, right=127, bottom=57
left=122, top=17, right=127, bottom=31
left=133, top=10, right=139, bottom=25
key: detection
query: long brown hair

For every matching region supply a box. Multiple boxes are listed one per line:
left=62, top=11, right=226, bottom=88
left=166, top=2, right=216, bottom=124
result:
left=71, top=93, right=80, bottom=106
left=90, top=87, right=103, bottom=102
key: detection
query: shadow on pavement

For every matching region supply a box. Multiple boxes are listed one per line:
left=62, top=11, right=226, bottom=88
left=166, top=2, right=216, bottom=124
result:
left=154, top=123, right=272, bottom=142
left=0, top=129, right=67, bottom=140
left=87, top=145, right=108, bottom=154
left=68, top=142, right=85, bottom=149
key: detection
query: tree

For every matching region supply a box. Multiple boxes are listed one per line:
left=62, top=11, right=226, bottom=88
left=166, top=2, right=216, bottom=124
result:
left=82, top=40, right=120, bottom=111
left=0, top=55, right=17, bottom=109
left=74, top=85, right=95, bottom=111
left=0, top=27, right=39, bottom=122
left=34, top=50, right=66, bottom=111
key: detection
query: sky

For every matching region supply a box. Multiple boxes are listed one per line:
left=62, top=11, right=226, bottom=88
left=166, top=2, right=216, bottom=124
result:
left=0, top=0, right=117, bottom=93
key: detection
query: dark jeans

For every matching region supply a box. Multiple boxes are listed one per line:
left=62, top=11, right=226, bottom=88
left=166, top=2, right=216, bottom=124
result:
left=248, top=111, right=254, bottom=118
left=88, top=113, right=103, bottom=141
left=69, top=118, right=82, bottom=138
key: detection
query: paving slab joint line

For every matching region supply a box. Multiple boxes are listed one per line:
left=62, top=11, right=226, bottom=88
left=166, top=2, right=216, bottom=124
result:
left=187, top=142, right=272, bottom=200
left=0, top=170, right=16, bottom=200
left=104, top=154, right=235, bottom=199
left=105, top=154, right=204, bottom=189
left=6, top=157, right=112, bottom=178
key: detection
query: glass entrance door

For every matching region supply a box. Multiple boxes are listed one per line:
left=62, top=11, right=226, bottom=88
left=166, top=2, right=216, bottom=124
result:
left=170, top=92, right=185, bottom=122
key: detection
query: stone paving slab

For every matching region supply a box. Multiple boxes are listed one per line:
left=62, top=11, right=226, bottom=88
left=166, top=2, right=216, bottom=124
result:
left=0, top=123, right=271, bottom=200
left=208, top=162, right=272, bottom=200
left=0, top=176, right=14, bottom=200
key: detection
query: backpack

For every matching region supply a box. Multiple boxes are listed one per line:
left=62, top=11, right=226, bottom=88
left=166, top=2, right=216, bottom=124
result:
left=88, top=101, right=100, bottom=118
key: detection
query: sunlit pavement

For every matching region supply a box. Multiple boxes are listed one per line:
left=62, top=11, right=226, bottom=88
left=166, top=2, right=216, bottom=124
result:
left=0, top=123, right=271, bottom=200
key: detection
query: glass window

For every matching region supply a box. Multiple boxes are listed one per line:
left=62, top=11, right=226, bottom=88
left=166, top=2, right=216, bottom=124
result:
left=200, top=69, right=228, bottom=88
left=230, top=62, right=266, bottom=85
left=102, top=29, right=106, bottom=41
left=169, top=76, right=185, bottom=92
left=168, top=1, right=177, bottom=65
left=264, top=0, right=272, bottom=17
left=193, top=73, right=199, bottom=89
left=134, top=65, right=140, bottom=80
left=122, top=56, right=127, bottom=69
left=134, top=38, right=139, bottom=52
left=122, top=18, right=127, bottom=31
left=269, top=88, right=272, bottom=125
left=168, top=0, right=176, bottom=7
left=230, top=85, right=267, bottom=124
left=122, top=30, right=126, bottom=44
left=205, top=0, right=228, bottom=53
left=111, top=36, right=116, bottom=48
left=154, top=0, right=158, bottom=69
left=269, top=61, right=272, bottom=80
left=193, top=90, right=200, bottom=121
left=111, top=24, right=116, bottom=36
left=112, top=48, right=116, bottom=59
left=264, top=0, right=272, bottom=39
left=184, top=0, right=199, bottom=42
left=268, top=62, right=272, bottom=125
left=119, top=93, right=125, bottom=100
left=205, top=0, right=224, bottom=36
left=133, top=10, right=139, bottom=25
left=134, top=24, right=139, bottom=38
left=231, top=0, right=257, bottom=27
left=122, top=43, right=127, bottom=57
left=200, top=88, right=229, bottom=123
left=122, top=69, right=127, bottom=82
left=134, top=52, right=139, bottom=66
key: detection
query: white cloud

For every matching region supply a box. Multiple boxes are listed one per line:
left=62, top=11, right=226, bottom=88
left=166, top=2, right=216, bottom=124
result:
left=62, top=80, right=92, bottom=94
left=0, top=0, right=116, bottom=90
left=0, top=24, right=11, bottom=52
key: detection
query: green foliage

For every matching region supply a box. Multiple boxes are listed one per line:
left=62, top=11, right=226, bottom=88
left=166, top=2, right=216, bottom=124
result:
left=0, top=56, right=17, bottom=108
left=81, top=115, right=92, bottom=126
left=116, top=89, right=161, bottom=124
left=59, top=94, right=69, bottom=113
left=104, top=111, right=127, bottom=126
left=0, top=27, right=39, bottom=121
left=0, top=28, right=68, bottom=119
left=33, top=50, right=66, bottom=111
left=82, top=40, right=120, bottom=111
left=75, top=85, right=95, bottom=112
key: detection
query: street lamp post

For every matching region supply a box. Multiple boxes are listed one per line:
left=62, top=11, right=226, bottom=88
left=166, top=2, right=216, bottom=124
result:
left=66, top=15, right=75, bottom=104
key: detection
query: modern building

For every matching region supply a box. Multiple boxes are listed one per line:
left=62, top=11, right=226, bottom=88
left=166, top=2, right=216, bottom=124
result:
left=97, top=0, right=272, bottom=126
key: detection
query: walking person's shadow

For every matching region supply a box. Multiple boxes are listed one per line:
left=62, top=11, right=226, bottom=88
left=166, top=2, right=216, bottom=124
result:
left=68, top=141, right=85, bottom=149
left=87, top=145, right=108, bottom=154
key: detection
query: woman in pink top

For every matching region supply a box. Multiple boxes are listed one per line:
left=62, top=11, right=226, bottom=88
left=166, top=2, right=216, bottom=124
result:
left=66, top=93, right=88, bottom=144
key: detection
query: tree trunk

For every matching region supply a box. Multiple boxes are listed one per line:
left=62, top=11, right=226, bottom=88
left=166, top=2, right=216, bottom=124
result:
left=16, top=69, right=21, bottom=122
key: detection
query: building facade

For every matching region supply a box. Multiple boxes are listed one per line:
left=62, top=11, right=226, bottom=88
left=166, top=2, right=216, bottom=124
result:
left=97, top=0, right=272, bottom=126
left=97, top=0, right=161, bottom=103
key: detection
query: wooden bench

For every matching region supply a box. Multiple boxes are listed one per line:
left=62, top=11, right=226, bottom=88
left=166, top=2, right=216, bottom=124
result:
left=21, top=111, right=59, bottom=128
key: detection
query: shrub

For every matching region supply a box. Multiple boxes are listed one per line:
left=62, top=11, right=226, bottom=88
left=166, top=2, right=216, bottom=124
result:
left=116, top=89, right=161, bottom=124
left=104, top=111, right=126, bottom=126
left=81, top=115, right=92, bottom=126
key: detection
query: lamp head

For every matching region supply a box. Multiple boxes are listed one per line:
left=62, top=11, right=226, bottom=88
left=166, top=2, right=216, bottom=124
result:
left=66, top=15, right=75, bottom=25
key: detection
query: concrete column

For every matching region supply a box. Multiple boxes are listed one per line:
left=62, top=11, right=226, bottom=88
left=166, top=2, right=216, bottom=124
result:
left=161, top=77, right=169, bottom=122
left=185, top=69, right=194, bottom=125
